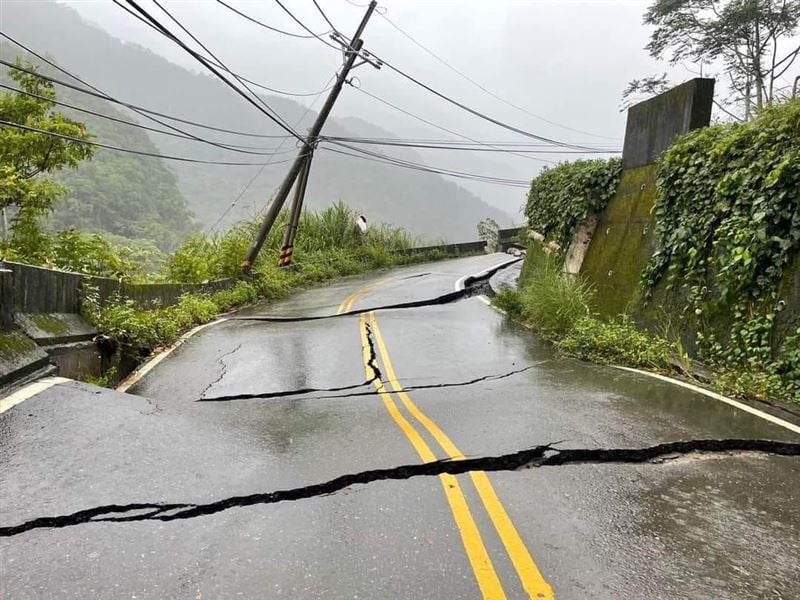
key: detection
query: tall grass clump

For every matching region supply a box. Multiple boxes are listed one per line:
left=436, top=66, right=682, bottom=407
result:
left=495, top=257, right=593, bottom=339
left=163, top=202, right=418, bottom=284
left=494, top=251, right=674, bottom=370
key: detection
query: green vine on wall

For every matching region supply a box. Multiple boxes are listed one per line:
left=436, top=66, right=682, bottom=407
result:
left=525, top=158, right=622, bottom=251
left=643, top=100, right=800, bottom=400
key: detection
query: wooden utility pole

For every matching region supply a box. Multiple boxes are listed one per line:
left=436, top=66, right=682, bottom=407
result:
left=242, top=0, right=378, bottom=272
left=278, top=148, right=313, bottom=268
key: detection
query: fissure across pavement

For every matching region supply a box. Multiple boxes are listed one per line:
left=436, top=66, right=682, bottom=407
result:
left=198, top=365, right=540, bottom=402
left=2, top=438, right=798, bottom=539
left=229, top=257, right=512, bottom=323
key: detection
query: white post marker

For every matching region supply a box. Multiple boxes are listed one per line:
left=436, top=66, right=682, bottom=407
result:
left=356, top=214, right=368, bottom=235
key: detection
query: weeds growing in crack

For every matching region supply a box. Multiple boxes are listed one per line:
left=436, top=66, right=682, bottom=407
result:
left=3, top=439, right=798, bottom=538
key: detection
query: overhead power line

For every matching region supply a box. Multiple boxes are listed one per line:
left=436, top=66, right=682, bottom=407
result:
left=206, top=73, right=338, bottom=233
left=322, top=146, right=530, bottom=188
left=0, top=35, right=297, bottom=152
left=141, top=0, right=300, bottom=138
left=216, top=0, right=342, bottom=52
left=215, top=0, right=321, bottom=39
left=301, top=2, right=607, bottom=150
left=365, top=51, right=602, bottom=151
left=113, top=0, right=333, bottom=98
left=0, top=56, right=294, bottom=140
left=119, top=0, right=304, bottom=141
left=376, top=11, right=620, bottom=142
left=321, top=139, right=531, bottom=187
left=349, top=84, right=554, bottom=164
left=322, top=135, right=619, bottom=148
left=271, top=0, right=346, bottom=52
left=0, top=119, right=300, bottom=166
left=312, top=0, right=337, bottom=33
left=0, top=83, right=301, bottom=155
left=323, top=136, right=621, bottom=154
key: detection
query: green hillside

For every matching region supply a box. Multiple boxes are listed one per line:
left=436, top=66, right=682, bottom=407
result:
left=0, top=42, right=196, bottom=251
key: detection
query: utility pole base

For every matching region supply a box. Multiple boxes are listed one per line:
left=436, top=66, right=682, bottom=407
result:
left=278, top=245, right=294, bottom=268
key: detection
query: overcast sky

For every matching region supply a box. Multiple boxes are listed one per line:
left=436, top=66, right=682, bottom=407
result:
left=49, top=1, right=719, bottom=213
left=65, top=0, right=662, bottom=136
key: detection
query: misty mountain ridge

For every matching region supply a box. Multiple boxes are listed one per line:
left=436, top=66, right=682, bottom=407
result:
left=2, top=0, right=515, bottom=247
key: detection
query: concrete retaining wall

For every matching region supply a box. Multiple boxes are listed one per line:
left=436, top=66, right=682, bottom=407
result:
left=400, top=240, right=487, bottom=256
left=498, top=227, right=527, bottom=252
left=621, top=78, right=715, bottom=169
left=6, top=261, right=235, bottom=313
left=0, top=269, right=13, bottom=328
left=0, top=261, right=236, bottom=389
left=581, top=79, right=715, bottom=317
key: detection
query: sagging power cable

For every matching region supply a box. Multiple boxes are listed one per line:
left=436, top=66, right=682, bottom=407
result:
left=320, top=141, right=531, bottom=187
left=206, top=73, right=337, bottom=233
left=0, top=119, right=299, bottom=166
left=322, top=135, right=621, bottom=154
left=347, top=83, right=555, bottom=164
left=0, top=34, right=297, bottom=149
left=376, top=10, right=620, bottom=142
left=120, top=0, right=304, bottom=142
left=114, top=0, right=333, bottom=98
left=0, top=83, right=302, bottom=156
left=304, top=2, right=608, bottom=150
left=215, top=0, right=320, bottom=39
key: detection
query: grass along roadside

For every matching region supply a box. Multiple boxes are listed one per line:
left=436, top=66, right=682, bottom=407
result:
left=493, top=255, right=800, bottom=407
left=493, top=258, right=678, bottom=371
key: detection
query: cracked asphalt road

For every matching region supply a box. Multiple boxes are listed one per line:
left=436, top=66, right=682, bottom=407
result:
left=2, top=253, right=800, bottom=599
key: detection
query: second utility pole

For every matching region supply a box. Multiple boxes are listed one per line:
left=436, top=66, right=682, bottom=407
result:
left=242, top=0, right=377, bottom=271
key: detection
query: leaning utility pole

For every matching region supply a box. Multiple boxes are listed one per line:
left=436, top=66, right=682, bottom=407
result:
left=278, top=147, right=313, bottom=268
left=242, top=0, right=378, bottom=272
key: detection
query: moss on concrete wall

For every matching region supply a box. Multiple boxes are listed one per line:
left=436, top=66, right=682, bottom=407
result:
left=579, top=165, right=658, bottom=317
left=0, top=330, right=38, bottom=357
left=0, top=329, right=49, bottom=386
left=31, top=314, right=69, bottom=336
left=774, top=252, right=800, bottom=348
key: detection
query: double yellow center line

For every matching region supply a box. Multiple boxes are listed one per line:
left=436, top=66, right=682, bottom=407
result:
left=336, top=276, right=393, bottom=314
left=339, top=280, right=552, bottom=598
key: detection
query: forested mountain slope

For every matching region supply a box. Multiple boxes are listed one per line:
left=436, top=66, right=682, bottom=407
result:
left=0, top=43, right=196, bottom=251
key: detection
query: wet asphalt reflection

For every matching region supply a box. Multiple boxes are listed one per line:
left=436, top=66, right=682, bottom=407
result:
left=1, top=254, right=799, bottom=599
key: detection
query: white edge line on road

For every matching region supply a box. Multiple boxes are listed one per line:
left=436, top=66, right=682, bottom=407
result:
left=613, top=366, right=800, bottom=436
left=0, top=377, right=71, bottom=414
left=470, top=259, right=800, bottom=435
left=116, top=318, right=228, bottom=393
left=454, top=256, right=522, bottom=292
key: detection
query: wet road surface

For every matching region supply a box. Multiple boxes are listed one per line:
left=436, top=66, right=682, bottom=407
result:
left=2, top=253, right=800, bottom=599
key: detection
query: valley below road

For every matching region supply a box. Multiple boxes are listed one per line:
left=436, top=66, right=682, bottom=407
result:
left=1, top=254, right=799, bottom=599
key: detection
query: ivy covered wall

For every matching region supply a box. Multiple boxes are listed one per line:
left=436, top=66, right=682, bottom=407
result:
left=639, top=100, right=800, bottom=399
left=519, top=80, right=800, bottom=401
left=580, top=78, right=715, bottom=320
